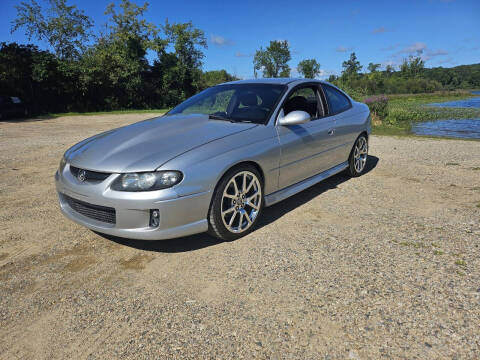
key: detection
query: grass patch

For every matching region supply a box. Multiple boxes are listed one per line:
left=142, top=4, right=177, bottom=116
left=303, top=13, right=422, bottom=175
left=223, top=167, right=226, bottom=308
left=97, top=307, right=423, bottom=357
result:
left=455, top=259, right=467, bottom=267
left=446, top=162, right=460, bottom=166
left=472, top=167, right=480, bottom=171
left=372, top=124, right=410, bottom=136
left=433, top=250, right=444, bottom=255
left=372, top=91, right=480, bottom=137
left=476, top=203, right=480, bottom=208
left=399, top=241, right=426, bottom=248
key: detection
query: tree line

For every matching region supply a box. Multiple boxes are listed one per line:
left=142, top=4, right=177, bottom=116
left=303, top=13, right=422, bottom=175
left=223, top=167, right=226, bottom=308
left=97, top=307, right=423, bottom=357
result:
left=253, top=42, right=480, bottom=100
left=1, top=0, right=479, bottom=115
left=1, top=0, right=236, bottom=114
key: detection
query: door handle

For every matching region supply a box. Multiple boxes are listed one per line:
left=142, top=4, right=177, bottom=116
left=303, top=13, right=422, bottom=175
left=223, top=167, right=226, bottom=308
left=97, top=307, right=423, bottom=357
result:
left=327, top=129, right=335, bottom=136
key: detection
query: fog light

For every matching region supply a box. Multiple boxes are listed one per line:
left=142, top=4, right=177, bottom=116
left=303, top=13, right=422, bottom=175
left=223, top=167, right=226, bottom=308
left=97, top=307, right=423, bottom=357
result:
left=150, top=209, right=160, bottom=227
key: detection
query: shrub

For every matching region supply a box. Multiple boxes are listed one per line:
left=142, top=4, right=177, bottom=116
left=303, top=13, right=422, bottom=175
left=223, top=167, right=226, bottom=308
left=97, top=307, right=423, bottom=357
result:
left=364, top=95, right=388, bottom=119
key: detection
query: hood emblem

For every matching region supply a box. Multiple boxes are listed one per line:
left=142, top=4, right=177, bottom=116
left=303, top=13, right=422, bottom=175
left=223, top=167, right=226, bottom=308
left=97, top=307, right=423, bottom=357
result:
left=77, top=169, right=87, bottom=182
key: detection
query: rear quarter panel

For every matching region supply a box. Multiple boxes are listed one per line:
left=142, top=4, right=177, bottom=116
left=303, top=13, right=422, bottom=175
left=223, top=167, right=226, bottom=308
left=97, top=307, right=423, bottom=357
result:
left=334, top=101, right=371, bottom=162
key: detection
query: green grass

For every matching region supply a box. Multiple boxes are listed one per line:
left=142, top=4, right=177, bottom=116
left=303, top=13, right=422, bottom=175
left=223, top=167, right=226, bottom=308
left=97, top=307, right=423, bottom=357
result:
left=43, top=108, right=170, bottom=118
left=371, top=90, right=480, bottom=137
left=455, top=259, right=467, bottom=267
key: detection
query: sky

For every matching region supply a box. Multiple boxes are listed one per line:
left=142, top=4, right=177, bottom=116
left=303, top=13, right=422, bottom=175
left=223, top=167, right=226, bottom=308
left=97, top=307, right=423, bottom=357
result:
left=1, top=0, right=479, bottom=79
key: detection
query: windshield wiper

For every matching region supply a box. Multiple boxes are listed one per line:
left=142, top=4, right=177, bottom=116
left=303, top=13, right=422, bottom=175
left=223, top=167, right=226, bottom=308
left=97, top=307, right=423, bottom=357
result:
left=208, top=114, right=232, bottom=121
left=209, top=114, right=255, bottom=123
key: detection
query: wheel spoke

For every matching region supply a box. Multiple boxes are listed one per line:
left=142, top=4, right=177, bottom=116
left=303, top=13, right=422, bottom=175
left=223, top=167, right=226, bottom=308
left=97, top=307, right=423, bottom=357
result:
left=223, top=193, right=236, bottom=200
left=238, top=212, right=244, bottom=229
left=247, top=201, right=259, bottom=210
left=243, top=173, right=247, bottom=192
left=232, top=179, right=239, bottom=196
left=245, top=177, right=255, bottom=193
left=228, top=211, right=237, bottom=226
left=244, top=210, right=252, bottom=224
left=222, top=207, right=235, bottom=216
left=247, top=193, right=258, bottom=203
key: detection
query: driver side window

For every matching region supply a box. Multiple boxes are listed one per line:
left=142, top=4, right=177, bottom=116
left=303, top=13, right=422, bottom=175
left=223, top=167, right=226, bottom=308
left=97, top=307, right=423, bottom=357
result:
left=282, top=87, right=322, bottom=119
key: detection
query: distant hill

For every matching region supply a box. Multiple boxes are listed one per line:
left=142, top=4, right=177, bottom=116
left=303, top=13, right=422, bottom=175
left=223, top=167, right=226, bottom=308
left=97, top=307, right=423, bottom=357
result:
left=423, top=63, right=480, bottom=89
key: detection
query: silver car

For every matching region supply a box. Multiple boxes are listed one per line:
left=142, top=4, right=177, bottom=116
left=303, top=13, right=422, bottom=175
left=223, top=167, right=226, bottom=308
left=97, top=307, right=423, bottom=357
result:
left=55, top=79, right=370, bottom=241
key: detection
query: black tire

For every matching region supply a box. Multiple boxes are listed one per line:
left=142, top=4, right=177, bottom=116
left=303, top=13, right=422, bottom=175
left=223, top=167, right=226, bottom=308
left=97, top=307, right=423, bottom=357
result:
left=346, top=134, right=369, bottom=177
left=208, top=164, right=264, bottom=241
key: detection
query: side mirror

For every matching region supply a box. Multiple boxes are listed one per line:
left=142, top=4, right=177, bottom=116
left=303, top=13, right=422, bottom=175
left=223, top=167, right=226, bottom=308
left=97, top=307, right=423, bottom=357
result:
left=278, top=110, right=311, bottom=126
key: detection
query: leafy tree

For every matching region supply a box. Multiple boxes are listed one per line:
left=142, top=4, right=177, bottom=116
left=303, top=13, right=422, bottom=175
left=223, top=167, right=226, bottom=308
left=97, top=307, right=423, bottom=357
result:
left=400, top=56, right=425, bottom=78
left=80, top=0, right=165, bottom=109
left=11, top=0, right=93, bottom=59
left=253, top=40, right=291, bottom=78
left=201, top=70, right=237, bottom=88
left=385, top=64, right=395, bottom=74
left=367, top=62, right=381, bottom=73
left=163, top=20, right=207, bottom=99
left=341, top=52, right=362, bottom=77
left=297, top=59, right=321, bottom=78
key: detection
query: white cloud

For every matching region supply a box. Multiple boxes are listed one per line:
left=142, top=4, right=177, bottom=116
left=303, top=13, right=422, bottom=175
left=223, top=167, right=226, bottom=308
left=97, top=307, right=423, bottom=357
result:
left=235, top=51, right=252, bottom=58
left=210, top=34, right=233, bottom=47
left=372, top=26, right=388, bottom=34
left=399, top=42, right=427, bottom=54
left=336, top=46, right=352, bottom=53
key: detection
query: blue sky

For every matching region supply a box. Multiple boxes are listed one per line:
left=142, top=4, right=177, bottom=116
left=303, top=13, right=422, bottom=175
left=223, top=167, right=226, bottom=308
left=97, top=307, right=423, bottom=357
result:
left=1, top=0, right=479, bottom=79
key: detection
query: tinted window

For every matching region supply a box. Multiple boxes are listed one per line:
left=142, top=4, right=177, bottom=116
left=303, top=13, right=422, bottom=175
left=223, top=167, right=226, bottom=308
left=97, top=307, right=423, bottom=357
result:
left=169, top=84, right=286, bottom=124
left=322, top=85, right=351, bottom=114
left=283, top=87, right=319, bottom=118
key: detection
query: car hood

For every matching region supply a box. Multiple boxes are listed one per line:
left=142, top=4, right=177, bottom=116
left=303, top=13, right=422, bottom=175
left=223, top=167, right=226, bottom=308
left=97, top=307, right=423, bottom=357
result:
left=65, top=114, right=257, bottom=173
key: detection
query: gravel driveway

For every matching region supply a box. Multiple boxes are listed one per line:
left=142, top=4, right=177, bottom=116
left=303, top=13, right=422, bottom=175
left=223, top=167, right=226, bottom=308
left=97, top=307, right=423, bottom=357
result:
left=1, top=114, right=479, bottom=359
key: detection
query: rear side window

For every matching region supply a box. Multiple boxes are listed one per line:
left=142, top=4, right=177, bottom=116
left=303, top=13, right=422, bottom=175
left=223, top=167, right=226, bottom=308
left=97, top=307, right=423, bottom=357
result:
left=322, top=85, right=351, bottom=115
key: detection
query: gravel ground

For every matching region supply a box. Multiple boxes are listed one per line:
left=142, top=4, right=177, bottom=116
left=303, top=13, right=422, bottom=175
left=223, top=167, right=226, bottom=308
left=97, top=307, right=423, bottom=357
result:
left=1, top=114, right=479, bottom=359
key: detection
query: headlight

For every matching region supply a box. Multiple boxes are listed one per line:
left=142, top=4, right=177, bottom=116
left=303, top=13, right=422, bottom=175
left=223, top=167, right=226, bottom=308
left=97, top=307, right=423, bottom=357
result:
left=59, top=156, right=67, bottom=171
left=111, top=171, right=183, bottom=192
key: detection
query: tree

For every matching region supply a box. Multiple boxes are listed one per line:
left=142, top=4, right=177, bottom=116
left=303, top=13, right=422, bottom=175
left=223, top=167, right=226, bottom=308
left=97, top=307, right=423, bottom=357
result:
left=201, top=70, right=237, bottom=88
left=367, top=62, right=381, bottom=73
left=297, top=59, right=321, bottom=78
left=400, top=56, right=425, bottom=78
left=80, top=0, right=165, bottom=109
left=253, top=40, right=291, bottom=78
left=385, top=64, right=395, bottom=74
left=162, top=20, right=207, bottom=100
left=11, top=0, right=93, bottom=59
left=341, top=52, right=362, bottom=77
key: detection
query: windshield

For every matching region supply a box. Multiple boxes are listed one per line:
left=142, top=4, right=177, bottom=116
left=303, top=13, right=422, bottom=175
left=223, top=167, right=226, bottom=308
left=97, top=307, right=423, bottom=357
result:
left=168, top=84, right=286, bottom=124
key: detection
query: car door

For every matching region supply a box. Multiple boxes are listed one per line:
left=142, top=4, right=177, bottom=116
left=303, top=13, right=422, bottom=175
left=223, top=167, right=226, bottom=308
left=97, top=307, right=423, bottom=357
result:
left=321, top=84, right=355, bottom=165
left=275, top=84, right=338, bottom=189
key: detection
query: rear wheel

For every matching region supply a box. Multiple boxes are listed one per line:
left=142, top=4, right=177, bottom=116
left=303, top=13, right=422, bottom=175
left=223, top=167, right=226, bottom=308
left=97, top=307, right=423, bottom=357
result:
left=208, top=165, right=263, bottom=241
left=346, top=134, right=368, bottom=177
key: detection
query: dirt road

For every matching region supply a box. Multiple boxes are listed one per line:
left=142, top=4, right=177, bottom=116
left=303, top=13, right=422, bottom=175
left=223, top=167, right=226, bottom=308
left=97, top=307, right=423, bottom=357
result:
left=1, top=114, right=479, bottom=359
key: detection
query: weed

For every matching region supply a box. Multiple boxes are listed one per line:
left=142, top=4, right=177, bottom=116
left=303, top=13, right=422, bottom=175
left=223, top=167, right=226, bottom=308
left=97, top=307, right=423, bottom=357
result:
left=455, top=259, right=467, bottom=267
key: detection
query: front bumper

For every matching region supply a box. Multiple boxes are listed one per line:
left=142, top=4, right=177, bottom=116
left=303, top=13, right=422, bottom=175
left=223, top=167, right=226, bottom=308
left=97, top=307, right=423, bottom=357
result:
left=55, top=165, right=211, bottom=240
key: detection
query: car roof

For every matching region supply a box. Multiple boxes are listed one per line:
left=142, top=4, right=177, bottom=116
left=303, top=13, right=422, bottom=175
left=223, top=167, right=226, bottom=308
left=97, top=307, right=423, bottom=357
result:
left=221, top=78, right=326, bottom=86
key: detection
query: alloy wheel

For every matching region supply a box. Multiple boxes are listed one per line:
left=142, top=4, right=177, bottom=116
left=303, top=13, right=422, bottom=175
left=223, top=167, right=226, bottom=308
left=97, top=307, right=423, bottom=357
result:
left=221, top=171, right=262, bottom=233
left=353, top=136, right=368, bottom=173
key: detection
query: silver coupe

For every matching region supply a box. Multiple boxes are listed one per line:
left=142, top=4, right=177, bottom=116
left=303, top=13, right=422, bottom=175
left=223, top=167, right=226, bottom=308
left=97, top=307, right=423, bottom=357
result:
left=55, top=79, right=371, bottom=241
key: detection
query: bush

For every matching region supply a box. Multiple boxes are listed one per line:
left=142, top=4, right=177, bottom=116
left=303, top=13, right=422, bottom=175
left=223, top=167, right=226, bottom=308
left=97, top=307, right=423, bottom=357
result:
left=364, top=95, right=388, bottom=119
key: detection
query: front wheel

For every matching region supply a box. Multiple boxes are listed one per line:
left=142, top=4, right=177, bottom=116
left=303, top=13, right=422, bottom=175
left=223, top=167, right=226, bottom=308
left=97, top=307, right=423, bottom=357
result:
left=346, top=134, right=368, bottom=177
left=208, top=165, right=263, bottom=241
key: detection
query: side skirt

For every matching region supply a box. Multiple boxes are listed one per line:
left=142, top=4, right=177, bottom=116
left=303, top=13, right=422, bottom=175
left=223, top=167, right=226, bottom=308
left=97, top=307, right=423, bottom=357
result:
left=264, top=162, right=348, bottom=207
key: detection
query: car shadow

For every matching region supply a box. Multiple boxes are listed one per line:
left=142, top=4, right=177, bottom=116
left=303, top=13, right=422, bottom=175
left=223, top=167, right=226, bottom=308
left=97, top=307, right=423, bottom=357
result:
left=98, top=156, right=379, bottom=253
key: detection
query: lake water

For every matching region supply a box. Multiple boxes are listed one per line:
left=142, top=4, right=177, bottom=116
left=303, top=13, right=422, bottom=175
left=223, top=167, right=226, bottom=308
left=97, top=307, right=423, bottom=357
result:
left=411, top=91, right=480, bottom=139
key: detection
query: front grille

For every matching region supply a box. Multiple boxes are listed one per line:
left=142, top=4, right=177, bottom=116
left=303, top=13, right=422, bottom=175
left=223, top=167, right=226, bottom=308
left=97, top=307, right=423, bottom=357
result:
left=70, top=166, right=111, bottom=182
left=63, top=194, right=116, bottom=224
